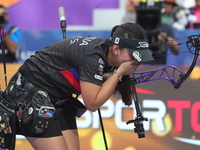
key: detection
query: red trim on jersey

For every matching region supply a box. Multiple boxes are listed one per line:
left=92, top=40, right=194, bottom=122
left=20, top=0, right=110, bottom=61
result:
left=59, top=70, right=81, bottom=92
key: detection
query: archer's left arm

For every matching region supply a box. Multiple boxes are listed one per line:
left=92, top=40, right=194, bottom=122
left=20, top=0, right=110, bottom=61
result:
left=4, top=34, right=18, bottom=54
left=4, top=27, right=21, bottom=54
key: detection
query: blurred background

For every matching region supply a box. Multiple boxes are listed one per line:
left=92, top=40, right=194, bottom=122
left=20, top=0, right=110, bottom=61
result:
left=0, top=0, right=200, bottom=150
left=2, top=0, right=200, bottom=65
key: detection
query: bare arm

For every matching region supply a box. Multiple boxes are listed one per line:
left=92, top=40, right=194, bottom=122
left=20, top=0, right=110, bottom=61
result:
left=125, top=0, right=138, bottom=12
left=4, top=34, right=18, bottom=54
left=167, top=36, right=180, bottom=55
left=80, top=60, right=138, bottom=111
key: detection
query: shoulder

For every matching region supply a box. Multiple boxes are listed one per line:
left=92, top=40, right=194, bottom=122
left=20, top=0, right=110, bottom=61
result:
left=7, top=25, right=21, bottom=35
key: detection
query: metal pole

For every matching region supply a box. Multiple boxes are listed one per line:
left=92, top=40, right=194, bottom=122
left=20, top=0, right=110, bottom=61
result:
left=0, top=25, right=7, bottom=87
left=98, top=108, right=108, bottom=150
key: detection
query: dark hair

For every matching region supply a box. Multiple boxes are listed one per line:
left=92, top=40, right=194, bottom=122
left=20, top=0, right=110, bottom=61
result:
left=0, top=5, right=7, bottom=10
left=110, top=22, right=147, bottom=106
left=110, top=22, right=147, bottom=41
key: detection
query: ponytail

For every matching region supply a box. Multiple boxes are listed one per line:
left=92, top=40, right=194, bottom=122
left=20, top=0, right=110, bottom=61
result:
left=116, top=75, right=135, bottom=106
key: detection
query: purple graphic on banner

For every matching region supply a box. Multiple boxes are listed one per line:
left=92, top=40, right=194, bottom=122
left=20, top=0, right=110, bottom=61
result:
left=8, top=0, right=119, bottom=30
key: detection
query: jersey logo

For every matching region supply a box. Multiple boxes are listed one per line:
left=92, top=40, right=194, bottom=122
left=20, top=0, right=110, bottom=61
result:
left=79, top=37, right=97, bottom=45
left=98, top=58, right=105, bottom=64
left=94, top=74, right=103, bottom=81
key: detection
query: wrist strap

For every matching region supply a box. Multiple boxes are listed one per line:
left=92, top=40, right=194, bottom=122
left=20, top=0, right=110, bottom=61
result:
left=114, top=70, right=123, bottom=82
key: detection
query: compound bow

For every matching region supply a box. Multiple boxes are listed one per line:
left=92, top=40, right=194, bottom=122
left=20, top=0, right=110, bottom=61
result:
left=126, top=34, right=200, bottom=138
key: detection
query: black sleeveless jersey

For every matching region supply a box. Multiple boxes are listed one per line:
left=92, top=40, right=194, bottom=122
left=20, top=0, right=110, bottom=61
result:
left=19, top=36, right=110, bottom=97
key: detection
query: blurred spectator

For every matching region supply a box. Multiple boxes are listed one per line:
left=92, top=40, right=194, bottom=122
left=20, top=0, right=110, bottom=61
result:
left=162, top=0, right=188, bottom=30
left=187, top=0, right=200, bottom=29
left=121, top=0, right=180, bottom=65
left=148, top=23, right=180, bottom=65
left=121, top=0, right=139, bottom=23
left=0, top=5, right=22, bottom=63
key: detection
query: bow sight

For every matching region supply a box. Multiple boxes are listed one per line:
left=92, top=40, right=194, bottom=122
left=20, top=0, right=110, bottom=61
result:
left=126, top=115, right=148, bottom=138
left=126, top=78, right=148, bottom=138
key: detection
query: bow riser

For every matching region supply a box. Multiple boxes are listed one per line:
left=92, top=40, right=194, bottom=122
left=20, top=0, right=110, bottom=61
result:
left=133, top=65, right=185, bottom=87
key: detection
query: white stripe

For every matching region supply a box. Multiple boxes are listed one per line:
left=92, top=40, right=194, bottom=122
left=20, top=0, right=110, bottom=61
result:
left=174, top=137, right=200, bottom=146
left=9, top=26, right=19, bottom=35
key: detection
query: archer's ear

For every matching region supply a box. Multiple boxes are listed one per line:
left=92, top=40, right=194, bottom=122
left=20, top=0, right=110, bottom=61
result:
left=112, top=44, right=120, bottom=55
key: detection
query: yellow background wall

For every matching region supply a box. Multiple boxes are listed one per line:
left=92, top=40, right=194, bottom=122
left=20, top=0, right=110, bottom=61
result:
left=0, top=63, right=21, bottom=91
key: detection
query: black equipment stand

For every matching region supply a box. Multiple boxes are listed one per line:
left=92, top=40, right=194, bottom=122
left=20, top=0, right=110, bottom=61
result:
left=0, top=24, right=7, bottom=87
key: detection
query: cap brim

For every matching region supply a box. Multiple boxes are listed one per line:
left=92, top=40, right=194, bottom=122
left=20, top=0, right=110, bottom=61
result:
left=128, top=48, right=154, bottom=63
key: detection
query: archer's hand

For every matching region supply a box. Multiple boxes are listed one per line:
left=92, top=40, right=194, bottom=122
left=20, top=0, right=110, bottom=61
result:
left=117, top=60, right=139, bottom=76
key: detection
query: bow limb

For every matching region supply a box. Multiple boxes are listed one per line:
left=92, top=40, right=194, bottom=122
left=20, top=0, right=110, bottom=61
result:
left=173, top=35, right=200, bottom=88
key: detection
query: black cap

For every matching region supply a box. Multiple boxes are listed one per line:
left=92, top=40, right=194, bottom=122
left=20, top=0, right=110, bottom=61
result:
left=110, top=36, right=154, bottom=63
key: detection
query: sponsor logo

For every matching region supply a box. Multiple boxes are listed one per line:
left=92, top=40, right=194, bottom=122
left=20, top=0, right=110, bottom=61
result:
left=94, top=74, right=103, bottom=81
left=136, top=41, right=149, bottom=48
left=98, top=68, right=103, bottom=73
left=114, top=37, right=120, bottom=44
left=132, top=51, right=142, bottom=62
left=99, top=64, right=104, bottom=69
left=98, top=64, right=104, bottom=75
